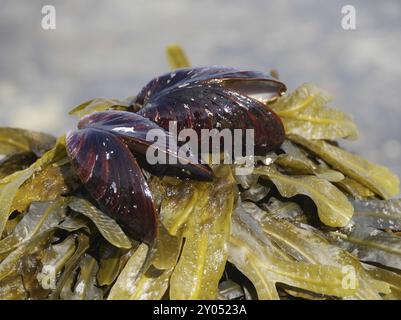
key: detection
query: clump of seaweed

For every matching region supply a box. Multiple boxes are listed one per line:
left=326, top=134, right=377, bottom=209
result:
left=0, top=45, right=400, bottom=300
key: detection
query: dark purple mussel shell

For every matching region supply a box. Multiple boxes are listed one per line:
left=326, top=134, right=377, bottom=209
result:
left=134, top=67, right=287, bottom=155
left=76, top=111, right=213, bottom=180
left=66, top=110, right=213, bottom=243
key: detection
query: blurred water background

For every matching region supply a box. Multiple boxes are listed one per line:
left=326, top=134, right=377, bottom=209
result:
left=0, top=0, right=400, bottom=177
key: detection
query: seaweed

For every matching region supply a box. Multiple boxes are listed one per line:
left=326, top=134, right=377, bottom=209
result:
left=0, top=45, right=400, bottom=300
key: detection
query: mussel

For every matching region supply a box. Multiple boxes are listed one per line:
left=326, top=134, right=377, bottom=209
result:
left=134, top=67, right=286, bottom=155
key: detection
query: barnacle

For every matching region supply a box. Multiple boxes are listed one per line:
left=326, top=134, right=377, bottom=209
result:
left=0, top=45, right=400, bottom=300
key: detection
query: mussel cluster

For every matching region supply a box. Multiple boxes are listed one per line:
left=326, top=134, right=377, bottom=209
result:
left=66, top=66, right=287, bottom=243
